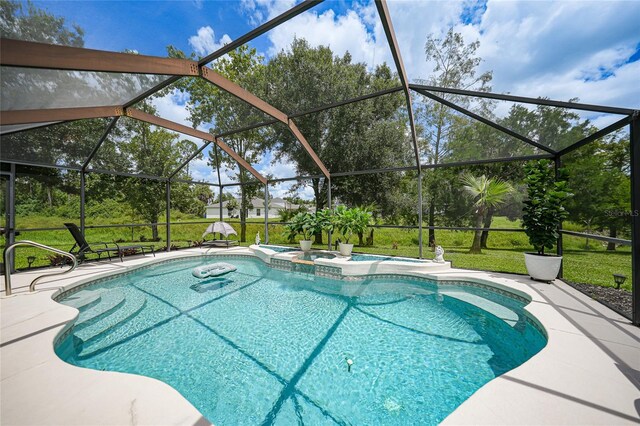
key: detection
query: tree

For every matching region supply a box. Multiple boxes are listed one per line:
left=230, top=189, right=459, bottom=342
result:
left=1, top=0, right=184, bottom=224
left=214, top=191, right=235, bottom=204
left=448, top=101, right=590, bottom=248
left=1, top=1, right=161, bottom=116
left=263, top=39, right=370, bottom=202
left=117, top=103, right=190, bottom=240
left=2, top=118, right=109, bottom=211
left=226, top=198, right=238, bottom=218
left=414, top=28, right=493, bottom=248
left=175, top=139, right=201, bottom=177
left=460, top=173, right=513, bottom=253
left=193, top=184, right=215, bottom=206
left=0, top=0, right=83, bottom=46
left=169, top=45, right=267, bottom=242
left=170, top=182, right=213, bottom=217
left=469, top=105, right=538, bottom=248
left=565, top=130, right=631, bottom=250
left=1, top=1, right=95, bottom=211
left=263, top=39, right=410, bottom=241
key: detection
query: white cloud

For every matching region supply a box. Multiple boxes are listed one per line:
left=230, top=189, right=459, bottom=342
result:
left=249, top=150, right=317, bottom=200
left=298, top=185, right=315, bottom=200
left=245, top=0, right=639, bottom=112
left=468, top=0, right=640, bottom=107
left=152, top=90, right=192, bottom=127
left=189, top=156, right=216, bottom=183
left=240, top=0, right=298, bottom=26
left=188, top=26, right=232, bottom=56
left=267, top=181, right=315, bottom=200
left=589, top=114, right=623, bottom=132
left=268, top=181, right=293, bottom=199
left=264, top=6, right=393, bottom=70
left=151, top=89, right=211, bottom=162
left=187, top=146, right=243, bottom=186
left=256, top=150, right=297, bottom=178
left=384, top=1, right=462, bottom=79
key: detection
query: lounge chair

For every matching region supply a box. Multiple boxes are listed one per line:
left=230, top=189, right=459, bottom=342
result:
left=64, top=223, right=155, bottom=262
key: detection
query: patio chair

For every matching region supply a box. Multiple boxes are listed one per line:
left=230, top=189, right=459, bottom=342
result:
left=64, top=223, right=155, bottom=262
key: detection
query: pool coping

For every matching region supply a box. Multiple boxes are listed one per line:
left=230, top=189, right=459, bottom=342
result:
left=2, top=247, right=639, bottom=425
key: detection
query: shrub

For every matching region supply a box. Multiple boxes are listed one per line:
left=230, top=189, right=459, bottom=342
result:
left=522, top=160, right=572, bottom=255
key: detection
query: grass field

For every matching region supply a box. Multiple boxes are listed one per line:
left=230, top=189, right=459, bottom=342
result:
left=2, top=215, right=631, bottom=292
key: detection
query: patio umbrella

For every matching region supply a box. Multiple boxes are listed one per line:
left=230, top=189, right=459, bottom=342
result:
left=202, top=221, right=237, bottom=239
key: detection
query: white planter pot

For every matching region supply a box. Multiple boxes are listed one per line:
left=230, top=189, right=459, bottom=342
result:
left=524, top=253, right=562, bottom=282
left=339, top=243, right=354, bottom=256
left=299, top=240, right=313, bottom=252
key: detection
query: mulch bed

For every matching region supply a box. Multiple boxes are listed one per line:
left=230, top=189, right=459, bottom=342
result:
left=565, top=281, right=632, bottom=320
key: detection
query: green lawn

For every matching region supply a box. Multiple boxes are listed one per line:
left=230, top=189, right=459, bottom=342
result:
left=3, top=215, right=631, bottom=292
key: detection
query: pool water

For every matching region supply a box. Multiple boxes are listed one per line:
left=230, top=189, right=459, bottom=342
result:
left=297, top=252, right=336, bottom=261
left=259, top=245, right=298, bottom=253
left=349, top=254, right=426, bottom=263
left=55, top=256, right=546, bottom=425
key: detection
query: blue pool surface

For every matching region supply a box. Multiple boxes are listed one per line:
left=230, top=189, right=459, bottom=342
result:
left=259, top=245, right=298, bottom=253
left=55, top=256, right=546, bottom=425
left=349, top=254, right=426, bottom=263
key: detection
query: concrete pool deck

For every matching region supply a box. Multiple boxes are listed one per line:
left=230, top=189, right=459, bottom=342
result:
left=1, top=247, right=639, bottom=425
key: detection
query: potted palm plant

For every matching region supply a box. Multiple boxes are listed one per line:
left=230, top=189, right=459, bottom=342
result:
left=332, top=206, right=357, bottom=256
left=284, top=212, right=314, bottom=251
left=522, top=160, right=571, bottom=282
left=285, top=211, right=332, bottom=251
left=302, top=212, right=327, bottom=252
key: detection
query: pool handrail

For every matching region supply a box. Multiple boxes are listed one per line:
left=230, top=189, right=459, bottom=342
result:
left=3, top=240, right=78, bottom=296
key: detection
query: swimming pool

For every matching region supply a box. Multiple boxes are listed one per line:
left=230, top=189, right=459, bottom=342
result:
left=55, top=255, right=546, bottom=425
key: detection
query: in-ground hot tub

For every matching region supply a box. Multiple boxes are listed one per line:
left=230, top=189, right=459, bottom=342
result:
left=295, top=251, right=337, bottom=263
left=349, top=253, right=426, bottom=263
left=250, top=244, right=452, bottom=276
left=54, top=254, right=546, bottom=425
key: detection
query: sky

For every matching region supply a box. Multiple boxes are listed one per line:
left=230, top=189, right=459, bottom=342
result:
left=27, top=0, right=640, bottom=198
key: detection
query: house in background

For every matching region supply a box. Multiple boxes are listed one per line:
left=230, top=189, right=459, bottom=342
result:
left=205, top=197, right=312, bottom=219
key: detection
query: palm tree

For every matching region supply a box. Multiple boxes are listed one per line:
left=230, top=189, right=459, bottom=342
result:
left=461, top=173, right=513, bottom=254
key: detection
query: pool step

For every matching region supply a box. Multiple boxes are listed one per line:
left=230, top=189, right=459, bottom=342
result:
left=61, top=291, right=101, bottom=311
left=439, top=290, right=520, bottom=327
left=75, top=289, right=147, bottom=349
left=75, top=289, right=126, bottom=329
